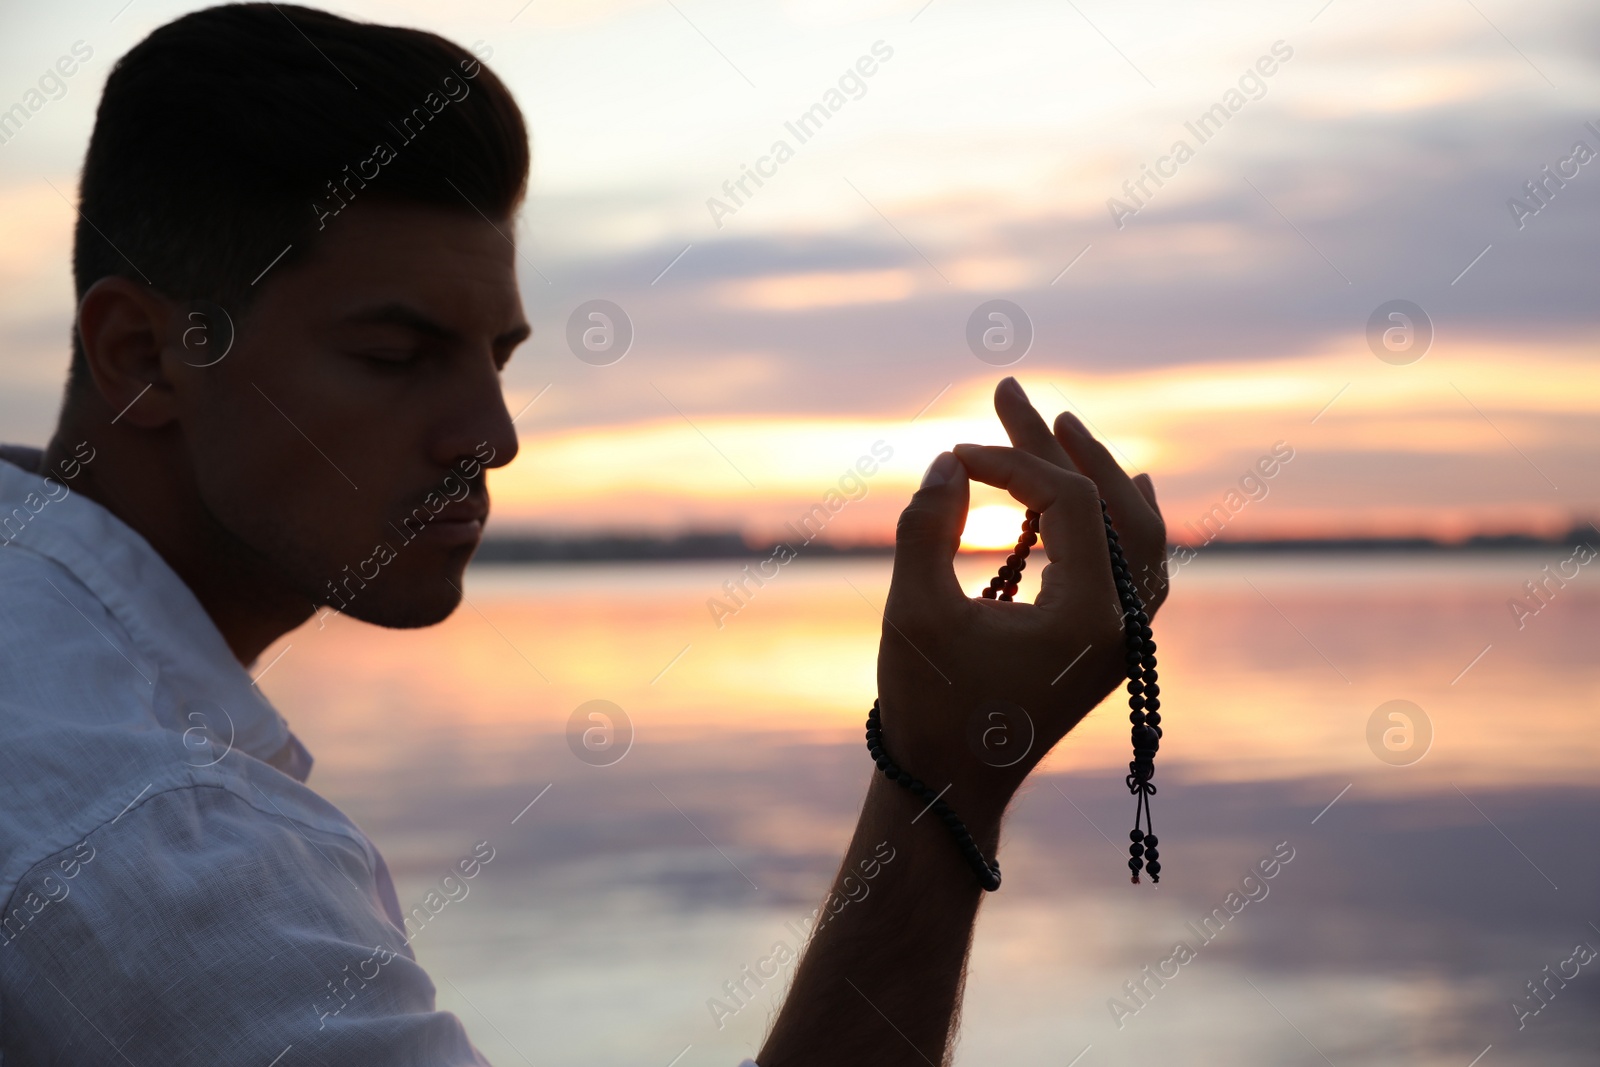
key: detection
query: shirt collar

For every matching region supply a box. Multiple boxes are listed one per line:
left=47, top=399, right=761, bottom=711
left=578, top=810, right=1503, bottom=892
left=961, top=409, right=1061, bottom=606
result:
left=0, top=446, right=311, bottom=781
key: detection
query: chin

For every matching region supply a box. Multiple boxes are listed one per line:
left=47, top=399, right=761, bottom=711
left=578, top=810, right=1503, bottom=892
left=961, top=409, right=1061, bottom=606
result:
left=341, top=589, right=464, bottom=630
left=322, top=551, right=473, bottom=630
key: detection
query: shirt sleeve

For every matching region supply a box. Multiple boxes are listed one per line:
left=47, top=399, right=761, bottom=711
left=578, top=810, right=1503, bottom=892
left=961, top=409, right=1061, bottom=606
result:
left=0, top=782, right=490, bottom=1066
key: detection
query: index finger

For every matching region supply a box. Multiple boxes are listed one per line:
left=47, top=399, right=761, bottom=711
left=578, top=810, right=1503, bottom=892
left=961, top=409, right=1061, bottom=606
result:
left=993, top=377, right=1080, bottom=474
left=951, top=443, right=1117, bottom=617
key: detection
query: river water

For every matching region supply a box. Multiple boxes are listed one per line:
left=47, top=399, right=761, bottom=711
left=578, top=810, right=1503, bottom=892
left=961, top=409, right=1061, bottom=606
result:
left=258, top=550, right=1599, bottom=1066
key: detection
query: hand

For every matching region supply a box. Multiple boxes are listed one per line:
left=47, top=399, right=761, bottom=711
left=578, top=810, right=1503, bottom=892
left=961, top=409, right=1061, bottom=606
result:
left=874, top=377, right=1169, bottom=825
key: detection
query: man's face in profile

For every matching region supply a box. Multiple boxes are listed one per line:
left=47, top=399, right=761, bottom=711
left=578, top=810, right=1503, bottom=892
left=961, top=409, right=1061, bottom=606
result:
left=178, top=200, right=527, bottom=628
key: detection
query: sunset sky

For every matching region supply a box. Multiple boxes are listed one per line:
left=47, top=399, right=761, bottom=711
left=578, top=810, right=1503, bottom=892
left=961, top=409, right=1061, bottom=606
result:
left=1, top=0, right=1595, bottom=544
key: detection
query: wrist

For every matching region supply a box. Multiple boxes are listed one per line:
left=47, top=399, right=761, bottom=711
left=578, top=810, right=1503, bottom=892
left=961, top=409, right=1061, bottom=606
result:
left=861, top=769, right=1005, bottom=882
left=870, top=688, right=1028, bottom=829
left=863, top=699, right=1012, bottom=890
left=867, top=768, right=1006, bottom=853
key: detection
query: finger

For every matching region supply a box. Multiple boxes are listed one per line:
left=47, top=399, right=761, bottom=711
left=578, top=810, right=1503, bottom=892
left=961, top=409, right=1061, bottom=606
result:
left=1053, top=411, right=1161, bottom=536
left=950, top=444, right=1116, bottom=614
left=888, top=451, right=970, bottom=612
left=1054, top=413, right=1169, bottom=611
left=994, top=377, right=1079, bottom=473
left=1132, top=472, right=1157, bottom=510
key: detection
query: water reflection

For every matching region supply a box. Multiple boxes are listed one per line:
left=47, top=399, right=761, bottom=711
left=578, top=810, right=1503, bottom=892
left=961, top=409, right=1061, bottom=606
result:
left=258, top=552, right=1599, bottom=1065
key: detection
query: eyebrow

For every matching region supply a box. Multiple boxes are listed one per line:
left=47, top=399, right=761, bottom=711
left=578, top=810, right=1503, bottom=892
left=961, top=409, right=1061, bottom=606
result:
left=340, top=302, right=531, bottom=349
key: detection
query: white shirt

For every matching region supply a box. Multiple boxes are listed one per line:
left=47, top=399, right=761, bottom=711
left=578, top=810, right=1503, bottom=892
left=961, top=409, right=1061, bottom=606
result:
left=0, top=446, right=765, bottom=1066
left=0, top=444, right=501, bottom=1063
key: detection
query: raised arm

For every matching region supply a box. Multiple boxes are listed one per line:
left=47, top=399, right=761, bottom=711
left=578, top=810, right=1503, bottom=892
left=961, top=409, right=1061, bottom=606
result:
left=757, top=378, right=1168, bottom=1067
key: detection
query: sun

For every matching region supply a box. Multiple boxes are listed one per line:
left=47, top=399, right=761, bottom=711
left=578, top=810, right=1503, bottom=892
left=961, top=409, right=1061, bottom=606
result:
left=960, top=504, right=1029, bottom=552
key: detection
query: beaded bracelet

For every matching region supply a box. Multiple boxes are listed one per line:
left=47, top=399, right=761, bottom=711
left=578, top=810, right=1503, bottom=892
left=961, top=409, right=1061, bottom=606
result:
left=865, top=700, right=1002, bottom=891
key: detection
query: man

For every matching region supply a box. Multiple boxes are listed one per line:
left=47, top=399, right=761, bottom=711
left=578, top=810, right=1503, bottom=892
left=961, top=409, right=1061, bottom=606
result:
left=0, top=4, right=1168, bottom=1063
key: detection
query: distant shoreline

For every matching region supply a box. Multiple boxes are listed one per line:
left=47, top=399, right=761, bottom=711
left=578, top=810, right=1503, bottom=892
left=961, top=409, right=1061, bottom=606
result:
left=472, top=524, right=1598, bottom=564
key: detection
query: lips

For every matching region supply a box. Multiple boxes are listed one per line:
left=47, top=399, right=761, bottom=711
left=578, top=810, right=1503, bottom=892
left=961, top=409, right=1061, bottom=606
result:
left=397, top=491, right=490, bottom=546
left=431, top=499, right=489, bottom=526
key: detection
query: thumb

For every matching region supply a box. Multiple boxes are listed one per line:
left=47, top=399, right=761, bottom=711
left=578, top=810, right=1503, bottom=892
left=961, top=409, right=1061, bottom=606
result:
left=888, top=452, right=969, bottom=610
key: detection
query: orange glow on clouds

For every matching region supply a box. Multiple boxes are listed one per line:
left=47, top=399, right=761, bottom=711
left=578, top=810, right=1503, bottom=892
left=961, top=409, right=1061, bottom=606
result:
left=489, top=341, right=1600, bottom=540
left=713, top=269, right=916, bottom=310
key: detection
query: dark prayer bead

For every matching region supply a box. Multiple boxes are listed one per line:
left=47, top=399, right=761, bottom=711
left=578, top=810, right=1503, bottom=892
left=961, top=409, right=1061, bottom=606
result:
left=1143, top=835, right=1157, bottom=848
left=1130, top=829, right=1144, bottom=842
left=1145, top=861, right=1160, bottom=876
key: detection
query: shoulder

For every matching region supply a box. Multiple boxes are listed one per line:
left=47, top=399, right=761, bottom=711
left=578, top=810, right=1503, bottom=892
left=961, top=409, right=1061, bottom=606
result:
left=0, top=544, right=351, bottom=900
left=0, top=542, right=155, bottom=709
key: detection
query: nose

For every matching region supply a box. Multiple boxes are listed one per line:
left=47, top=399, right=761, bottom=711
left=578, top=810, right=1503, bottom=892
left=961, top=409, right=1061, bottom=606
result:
left=432, top=353, right=520, bottom=478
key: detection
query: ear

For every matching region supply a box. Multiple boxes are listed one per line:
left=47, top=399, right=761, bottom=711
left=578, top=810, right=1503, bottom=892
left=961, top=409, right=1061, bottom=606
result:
left=76, top=276, right=179, bottom=429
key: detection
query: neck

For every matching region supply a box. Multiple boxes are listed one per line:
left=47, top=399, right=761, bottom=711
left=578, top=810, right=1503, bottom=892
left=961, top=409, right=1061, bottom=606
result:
left=42, top=395, right=313, bottom=666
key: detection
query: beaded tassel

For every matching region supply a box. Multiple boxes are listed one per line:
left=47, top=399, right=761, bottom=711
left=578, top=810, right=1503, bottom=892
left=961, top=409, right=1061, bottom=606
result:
left=1103, top=500, right=1162, bottom=884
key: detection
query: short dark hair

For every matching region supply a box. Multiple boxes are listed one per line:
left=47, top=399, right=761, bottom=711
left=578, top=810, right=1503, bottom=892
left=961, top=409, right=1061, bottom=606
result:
left=70, top=2, right=529, bottom=387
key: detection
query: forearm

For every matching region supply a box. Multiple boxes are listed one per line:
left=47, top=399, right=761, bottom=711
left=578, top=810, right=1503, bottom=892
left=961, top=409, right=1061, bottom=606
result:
left=758, top=770, right=1006, bottom=1067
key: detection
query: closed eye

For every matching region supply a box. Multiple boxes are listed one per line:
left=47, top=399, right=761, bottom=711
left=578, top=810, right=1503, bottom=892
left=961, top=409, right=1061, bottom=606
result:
left=357, top=349, right=419, bottom=367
